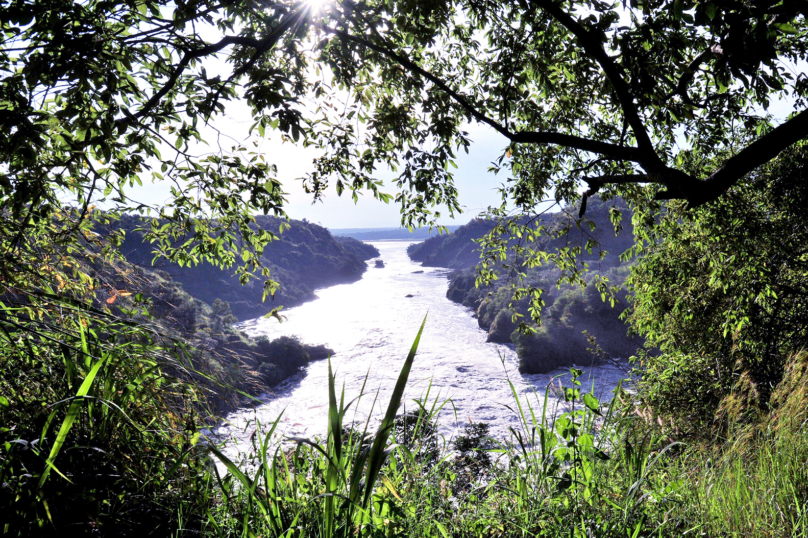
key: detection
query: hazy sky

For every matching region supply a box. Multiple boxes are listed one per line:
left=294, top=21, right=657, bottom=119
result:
left=251, top=120, right=511, bottom=229
left=131, top=91, right=512, bottom=230
left=122, top=35, right=514, bottom=230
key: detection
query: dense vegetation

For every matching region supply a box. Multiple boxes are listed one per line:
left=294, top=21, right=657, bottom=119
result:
left=0, top=216, right=369, bottom=535
left=628, top=143, right=808, bottom=439
left=116, top=215, right=379, bottom=320
left=1, top=0, right=807, bottom=535
left=206, top=342, right=808, bottom=538
left=410, top=198, right=641, bottom=373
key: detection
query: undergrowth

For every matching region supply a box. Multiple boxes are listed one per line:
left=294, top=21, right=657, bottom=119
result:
left=4, top=315, right=807, bottom=537
left=203, top=341, right=808, bottom=538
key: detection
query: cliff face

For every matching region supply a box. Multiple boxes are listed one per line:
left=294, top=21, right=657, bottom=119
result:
left=116, top=215, right=380, bottom=321
left=409, top=198, right=641, bottom=373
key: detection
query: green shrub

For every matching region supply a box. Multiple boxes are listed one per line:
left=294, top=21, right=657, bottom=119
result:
left=629, top=144, right=808, bottom=437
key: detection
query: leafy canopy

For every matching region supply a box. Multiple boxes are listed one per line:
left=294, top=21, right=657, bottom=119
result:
left=1, top=0, right=806, bottom=297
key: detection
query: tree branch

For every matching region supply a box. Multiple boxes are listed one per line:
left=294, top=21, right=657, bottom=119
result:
left=531, top=0, right=663, bottom=170
left=323, top=26, right=643, bottom=162
left=122, top=10, right=305, bottom=126
left=662, top=48, right=714, bottom=105
left=579, top=175, right=648, bottom=216
left=692, top=108, right=808, bottom=206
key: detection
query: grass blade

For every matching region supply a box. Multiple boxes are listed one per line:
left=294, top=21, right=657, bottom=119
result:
left=362, top=314, right=427, bottom=508
left=39, top=353, right=107, bottom=487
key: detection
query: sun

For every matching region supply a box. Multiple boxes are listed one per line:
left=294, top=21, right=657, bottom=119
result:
left=305, top=0, right=330, bottom=13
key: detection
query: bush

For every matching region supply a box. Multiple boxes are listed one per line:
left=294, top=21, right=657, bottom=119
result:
left=629, top=144, right=808, bottom=437
left=516, top=272, right=639, bottom=373
left=254, top=336, right=313, bottom=385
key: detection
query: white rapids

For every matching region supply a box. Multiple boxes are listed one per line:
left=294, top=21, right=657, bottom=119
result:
left=214, top=241, right=629, bottom=456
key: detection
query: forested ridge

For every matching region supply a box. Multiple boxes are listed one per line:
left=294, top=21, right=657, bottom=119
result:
left=409, top=197, right=640, bottom=373
left=114, top=214, right=379, bottom=320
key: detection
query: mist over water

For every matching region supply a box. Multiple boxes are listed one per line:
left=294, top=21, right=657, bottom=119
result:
left=217, top=241, right=628, bottom=455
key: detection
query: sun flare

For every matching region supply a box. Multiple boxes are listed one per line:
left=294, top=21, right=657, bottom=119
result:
left=305, top=0, right=329, bottom=12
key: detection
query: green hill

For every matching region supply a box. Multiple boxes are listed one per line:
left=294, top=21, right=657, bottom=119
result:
left=409, top=198, right=641, bottom=373
left=116, top=215, right=379, bottom=321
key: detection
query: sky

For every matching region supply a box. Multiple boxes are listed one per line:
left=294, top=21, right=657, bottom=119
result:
left=128, top=71, right=512, bottom=231
left=124, top=10, right=803, bottom=231
left=242, top=120, right=512, bottom=229
left=131, top=109, right=511, bottom=229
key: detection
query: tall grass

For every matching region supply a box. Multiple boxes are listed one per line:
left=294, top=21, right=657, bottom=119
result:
left=207, top=316, right=432, bottom=537
left=0, top=306, right=214, bottom=535
left=686, top=351, right=808, bottom=537
left=204, top=324, right=687, bottom=537
left=8, top=308, right=807, bottom=537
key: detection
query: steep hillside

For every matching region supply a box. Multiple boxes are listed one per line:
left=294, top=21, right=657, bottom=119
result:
left=86, top=255, right=333, bottom=413
left=408, top=198, right=633, bottom=270
left=407, top=220, right=496, bottom=269
left=116, top=215, right=379, bottom=321
left=410, top=198, right=640, bottom=373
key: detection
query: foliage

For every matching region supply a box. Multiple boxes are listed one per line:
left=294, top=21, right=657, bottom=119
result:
left=513, top=268, right=641, bottom=373
left=86, top=242, right=335, bottom=407
left=3, top=0, right=806, bottom=280
left=628, top=143, right=808, bottom=436
left=0, top=213, right=338, bottom=535
left=253, top=335, right=332, bottom=386
left=408, top=220, right=499, bottom=270
left=0, top=306, right=213, bottom=536
left=204, top=356, right=808, bottom=537
left=116, top=215, right=379, bottom=321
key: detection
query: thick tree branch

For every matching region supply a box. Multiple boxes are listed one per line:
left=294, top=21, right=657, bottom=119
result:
left=530, top=0, right=663, bottom=170
left=511, top=131, right=642, bottom=161
left=583, top=174, right=649, bottom=188
left=692, top=108, right=808, bottom=206
left=323, top=26, right=643, bottom=163
left=579, top=174, right=648, bottom=216
left=662, top=48, right=714, bottom=105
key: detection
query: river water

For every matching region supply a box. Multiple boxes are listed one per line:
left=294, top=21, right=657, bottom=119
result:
left=216, top=241, right=629, bottom=456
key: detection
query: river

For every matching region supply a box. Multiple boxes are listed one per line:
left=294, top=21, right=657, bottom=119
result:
left=216, top=241, right=629, bottom=456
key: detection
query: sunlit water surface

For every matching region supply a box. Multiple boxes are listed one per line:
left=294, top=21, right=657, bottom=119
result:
left=216, top=241, right=629, bottom=459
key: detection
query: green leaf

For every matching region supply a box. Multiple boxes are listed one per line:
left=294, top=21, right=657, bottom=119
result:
left=363, top=314, right=427, bottom=508
left=582, top=393, right=601, bottom=415
left=673, top=0, right=684, bottom=20
left=39, top=353, right=107, bottom=487
left=773, top=23, right=799, bottom=34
